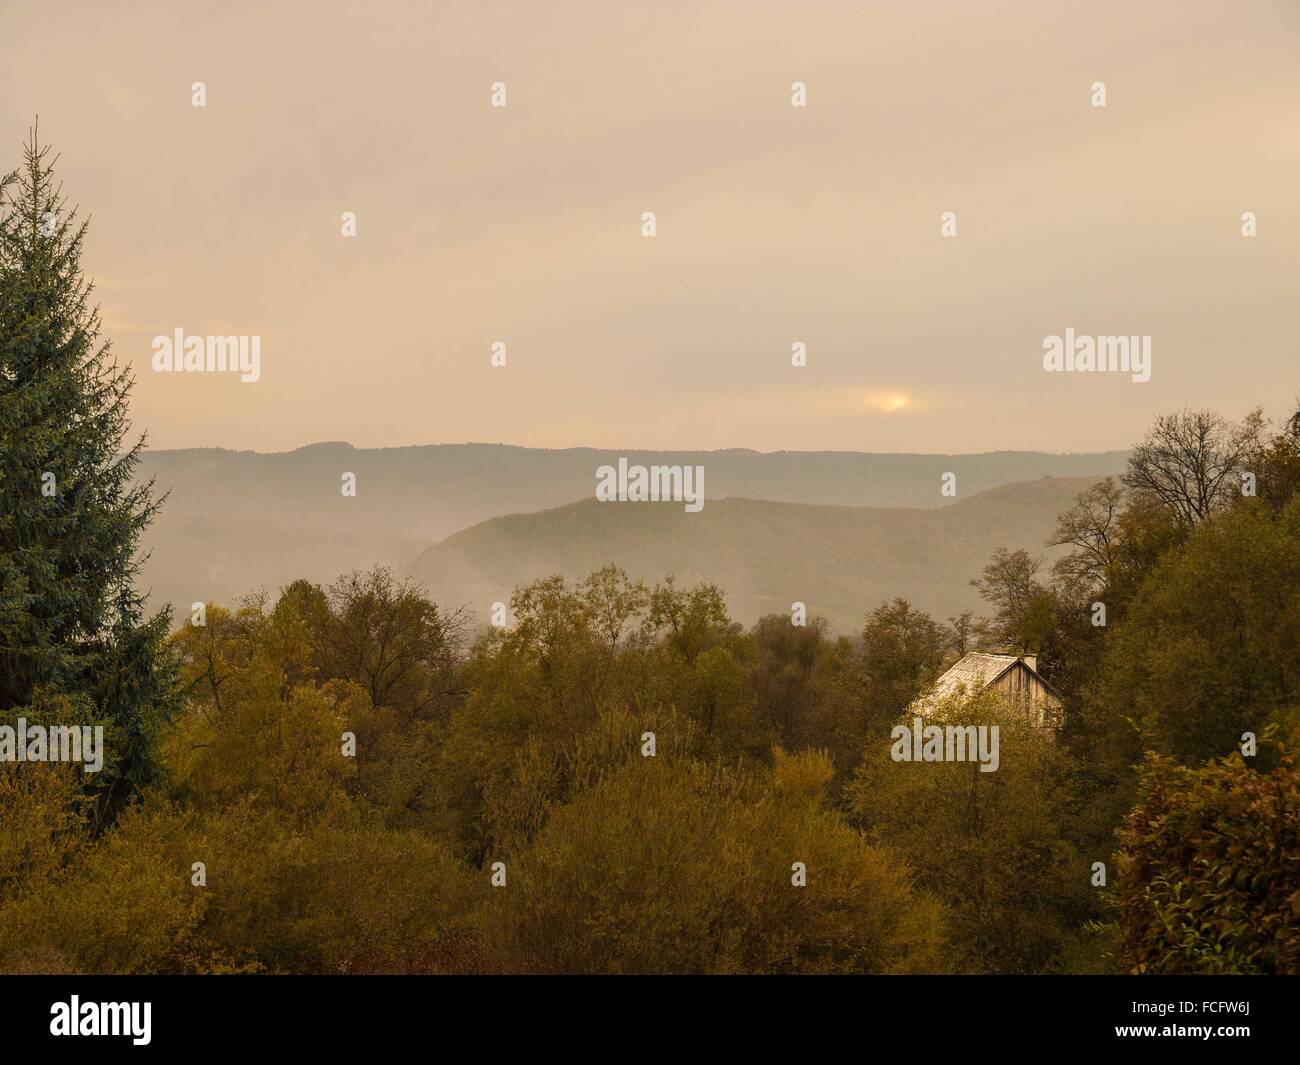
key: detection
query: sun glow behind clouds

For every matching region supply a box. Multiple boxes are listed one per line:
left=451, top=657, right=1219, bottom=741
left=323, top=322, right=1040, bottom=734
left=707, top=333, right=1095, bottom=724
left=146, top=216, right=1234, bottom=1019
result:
left=861, top=390, right=913, bottom=413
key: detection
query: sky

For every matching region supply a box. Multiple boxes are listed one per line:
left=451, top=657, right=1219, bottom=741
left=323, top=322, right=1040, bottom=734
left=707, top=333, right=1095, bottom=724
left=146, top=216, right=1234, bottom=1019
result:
left=3, top=0, right=1298, bottom=454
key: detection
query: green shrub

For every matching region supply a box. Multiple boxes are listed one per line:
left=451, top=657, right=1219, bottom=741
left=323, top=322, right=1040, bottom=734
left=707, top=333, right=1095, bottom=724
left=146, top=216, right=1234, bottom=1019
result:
left=1116, top=743, right=1300, bottom=974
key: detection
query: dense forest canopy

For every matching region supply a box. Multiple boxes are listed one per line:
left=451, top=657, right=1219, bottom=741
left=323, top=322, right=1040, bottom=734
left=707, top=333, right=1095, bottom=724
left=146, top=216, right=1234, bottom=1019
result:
left=2, top=138, right=1298, bottom=975
left=3, top=405, right=1297, bottom=973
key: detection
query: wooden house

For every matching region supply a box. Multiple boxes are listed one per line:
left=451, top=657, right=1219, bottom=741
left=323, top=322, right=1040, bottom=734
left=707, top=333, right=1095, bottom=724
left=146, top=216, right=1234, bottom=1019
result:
left=914, top=652, right=1063, bottom=727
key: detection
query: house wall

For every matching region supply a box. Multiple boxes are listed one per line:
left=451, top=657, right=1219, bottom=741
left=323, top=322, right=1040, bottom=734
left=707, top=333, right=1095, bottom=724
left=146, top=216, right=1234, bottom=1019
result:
left=991, top=663, right=1062, bottom=727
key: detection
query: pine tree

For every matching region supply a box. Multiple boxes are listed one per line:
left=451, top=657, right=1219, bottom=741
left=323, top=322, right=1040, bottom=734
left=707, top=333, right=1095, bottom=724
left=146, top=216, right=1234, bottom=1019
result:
left=0, top=128, right=176, bottom=826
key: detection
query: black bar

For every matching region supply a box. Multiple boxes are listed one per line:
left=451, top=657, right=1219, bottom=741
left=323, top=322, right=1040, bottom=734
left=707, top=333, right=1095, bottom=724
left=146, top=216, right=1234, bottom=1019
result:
left=3, top=975, right=1288, bottom=1051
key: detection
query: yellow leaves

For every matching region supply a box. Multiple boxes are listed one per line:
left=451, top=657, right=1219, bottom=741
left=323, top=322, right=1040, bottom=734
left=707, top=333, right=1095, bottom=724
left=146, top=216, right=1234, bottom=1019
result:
left=492, top=756, right=944, bottom=974
left=771, top=746, right=834, bottom=803
left=163, top=681, right=357, bottom=817
left=0, top=762, right=84, bottom=899
left=0, top=798, right=484, bottom=975
left=0, top=801, right=203, bottom=975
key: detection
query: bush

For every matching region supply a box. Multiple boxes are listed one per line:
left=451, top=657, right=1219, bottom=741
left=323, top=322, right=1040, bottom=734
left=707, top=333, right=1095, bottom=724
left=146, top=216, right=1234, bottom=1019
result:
left=493, top=750, right=945, bottom=974
left=1115, top=743, right=1300, bottom=974
left=848, top=688, right=1096, bottom=973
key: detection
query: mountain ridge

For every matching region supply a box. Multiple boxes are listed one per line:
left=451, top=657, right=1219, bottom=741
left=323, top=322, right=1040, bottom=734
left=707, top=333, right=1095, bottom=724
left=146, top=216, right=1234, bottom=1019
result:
left=132, top=443, right=1127, bottom=626
left=405, top=475, right=1105, bottom=632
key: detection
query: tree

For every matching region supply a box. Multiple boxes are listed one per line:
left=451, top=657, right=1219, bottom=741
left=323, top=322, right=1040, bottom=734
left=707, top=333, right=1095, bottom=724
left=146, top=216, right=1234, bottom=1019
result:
left=1082, top=495, right=1300, bottom=769
left=970, top=549, right=1056, bottom=655
left=494, top=750, right=945, bottom=974
left=647, top=577, right=730, bottom=667
left=321, top=567, right=467, bottom=722
left=947, top=611, right=975, bottom=656
left=750, top=613, right=830, bottom=748
left=436, top=569, right=656, bottom=856
left=1115, top=745, right=1300, bottom=975
left=1242, top=400, right=1300, bottom=514
left=860, top=598, right=946, bottom=721
left=1122, top=407, right=1259, bottom=528
left=0, top=129, right=175, bottom=826
left=848, top=687, right=1097, bottom=973
left=1050, top=477, right=1125, bottom=593
left=0, top=798, right=484, bottom=974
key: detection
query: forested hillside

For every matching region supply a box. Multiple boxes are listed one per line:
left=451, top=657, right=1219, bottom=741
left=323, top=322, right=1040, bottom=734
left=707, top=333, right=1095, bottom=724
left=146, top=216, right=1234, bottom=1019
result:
left=7, top=394, right=1300, bottom=972
left=133, top=444, right=1129, bottom=616
left=407, top=477, right=1101, bottom=630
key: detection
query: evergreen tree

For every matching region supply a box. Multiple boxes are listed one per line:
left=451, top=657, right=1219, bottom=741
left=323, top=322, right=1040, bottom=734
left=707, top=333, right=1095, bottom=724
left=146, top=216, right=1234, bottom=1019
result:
left=0, top=129, right=175, bottom=826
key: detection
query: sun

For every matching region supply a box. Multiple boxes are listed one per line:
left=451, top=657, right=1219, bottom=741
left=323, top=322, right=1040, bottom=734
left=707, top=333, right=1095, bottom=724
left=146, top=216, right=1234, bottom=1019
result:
left=861, top=390, right=914, bottom=413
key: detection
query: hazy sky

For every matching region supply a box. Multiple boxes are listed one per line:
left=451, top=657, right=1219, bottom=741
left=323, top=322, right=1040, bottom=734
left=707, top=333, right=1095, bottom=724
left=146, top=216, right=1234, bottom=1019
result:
left=4, top=0, right=1298, bottom=453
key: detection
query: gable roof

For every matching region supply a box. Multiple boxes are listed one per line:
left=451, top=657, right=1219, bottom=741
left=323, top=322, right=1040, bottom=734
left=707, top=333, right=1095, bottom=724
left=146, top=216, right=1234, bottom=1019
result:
left=925, top=650, right=1055, bottom=707
left=929, top=652, right=1023, bottom=702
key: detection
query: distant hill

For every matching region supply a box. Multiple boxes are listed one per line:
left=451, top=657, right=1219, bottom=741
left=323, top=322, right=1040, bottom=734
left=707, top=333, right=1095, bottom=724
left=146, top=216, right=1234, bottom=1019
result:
left=134, top=443, right=1126, bottom=620
left=406, top=477, right=1105, bottom=632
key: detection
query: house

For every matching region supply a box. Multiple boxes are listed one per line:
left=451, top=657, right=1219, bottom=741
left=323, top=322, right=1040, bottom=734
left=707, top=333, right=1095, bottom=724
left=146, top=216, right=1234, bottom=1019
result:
left=914, top=652, right=1063, bottom=728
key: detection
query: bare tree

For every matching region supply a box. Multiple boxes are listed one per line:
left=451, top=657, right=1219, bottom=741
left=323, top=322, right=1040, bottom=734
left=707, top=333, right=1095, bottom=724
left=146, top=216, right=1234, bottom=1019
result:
left=1050, top=477, right=1125, bottom=591
left=947, top=611, right=975, bottom=656
left=1121, top=408, right=1259, bottom=527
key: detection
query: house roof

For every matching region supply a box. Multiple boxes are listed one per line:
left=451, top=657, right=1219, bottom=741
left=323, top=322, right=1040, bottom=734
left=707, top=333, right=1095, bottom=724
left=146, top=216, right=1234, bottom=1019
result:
left=928, top=652, right=1024, bottom=702
left=912, top=652, right=1065, bottom=721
